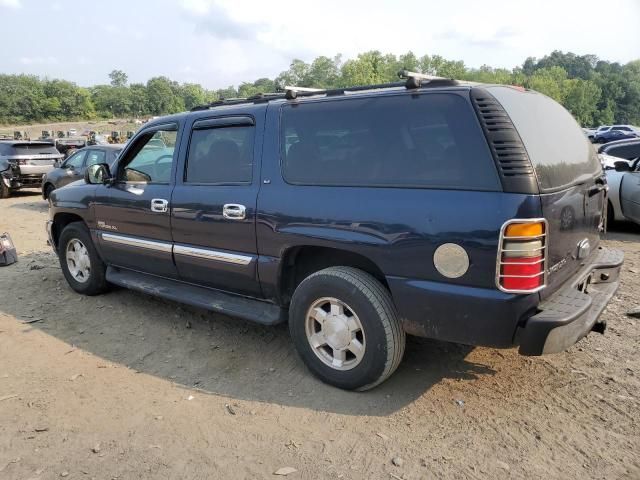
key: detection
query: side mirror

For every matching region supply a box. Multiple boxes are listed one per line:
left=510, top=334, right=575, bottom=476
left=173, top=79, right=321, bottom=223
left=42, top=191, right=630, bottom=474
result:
left=614, top=161, right=631, bottom=172
left=84, top=163, right=112, bottom=185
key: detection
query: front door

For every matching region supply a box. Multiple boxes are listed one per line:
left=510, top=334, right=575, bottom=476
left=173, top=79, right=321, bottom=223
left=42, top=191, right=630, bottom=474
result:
left=58, top=149, right=86, bottom=187
left=620, top=159, right=640, bottom=224
left=95, top=123, right=180, bottom=278
left=171, top=112, right=263, bottom=297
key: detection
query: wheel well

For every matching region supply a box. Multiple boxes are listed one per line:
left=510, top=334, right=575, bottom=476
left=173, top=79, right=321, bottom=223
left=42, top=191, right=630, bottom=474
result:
left=52, top=213, right=85, bottom=250
left=279, top=246, right=389, bottom=305
left=43, top=182, right=54, bottom=198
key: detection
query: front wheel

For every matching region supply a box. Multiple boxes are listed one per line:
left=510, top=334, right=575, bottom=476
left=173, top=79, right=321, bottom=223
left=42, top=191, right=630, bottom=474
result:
left=289, top=266, right=406, bottom=391
left=43, top=183, right=55, bottom=200
left=58, top=222, right=108, bottom=295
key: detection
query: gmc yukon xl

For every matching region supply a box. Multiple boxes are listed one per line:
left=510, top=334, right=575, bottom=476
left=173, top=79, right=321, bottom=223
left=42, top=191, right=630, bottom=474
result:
left=46, top=74, right=623, bottom=390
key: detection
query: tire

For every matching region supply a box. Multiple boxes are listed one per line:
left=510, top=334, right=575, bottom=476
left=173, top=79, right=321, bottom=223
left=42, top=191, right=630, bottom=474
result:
left=43, top=183, right=55, bottom=200
left=58, top=222, right=108, bottom=296
left=0, top=179, right=10, bottom=199
left=289, top=266, right=405, bottom=391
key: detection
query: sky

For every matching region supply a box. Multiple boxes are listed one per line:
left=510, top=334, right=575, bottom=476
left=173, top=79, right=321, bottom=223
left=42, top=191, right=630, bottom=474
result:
left=0, top=0, right=639, bottom=89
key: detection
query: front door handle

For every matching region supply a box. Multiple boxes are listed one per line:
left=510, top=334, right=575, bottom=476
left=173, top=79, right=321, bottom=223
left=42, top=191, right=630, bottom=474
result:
left=223, top=203, right=246, bottom=220
left=151, top=198, right=169, bottom=213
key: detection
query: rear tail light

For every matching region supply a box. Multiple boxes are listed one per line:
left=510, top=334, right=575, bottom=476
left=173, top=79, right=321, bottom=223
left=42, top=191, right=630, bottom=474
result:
left=496, top=219, right=547, bottom=293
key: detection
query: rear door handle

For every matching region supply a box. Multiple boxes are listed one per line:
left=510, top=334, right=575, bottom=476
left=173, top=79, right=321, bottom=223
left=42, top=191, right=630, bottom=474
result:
left=223, top=204, right=246, bottom=220
left=151, top=198, right=169, bottom=213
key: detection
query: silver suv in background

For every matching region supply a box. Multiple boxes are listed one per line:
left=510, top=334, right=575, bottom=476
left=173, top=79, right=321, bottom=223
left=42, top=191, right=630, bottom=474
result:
left=0, top=140, right=63, bottom=198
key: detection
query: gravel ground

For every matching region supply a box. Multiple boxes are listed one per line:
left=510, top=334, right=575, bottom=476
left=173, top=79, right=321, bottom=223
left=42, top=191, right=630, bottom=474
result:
left=0, top=190, right=639, bottom=480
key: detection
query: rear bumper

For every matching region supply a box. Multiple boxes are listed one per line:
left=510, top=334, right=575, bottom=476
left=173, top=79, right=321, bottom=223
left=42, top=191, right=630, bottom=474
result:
left=516, top=247, right=624, bottom=355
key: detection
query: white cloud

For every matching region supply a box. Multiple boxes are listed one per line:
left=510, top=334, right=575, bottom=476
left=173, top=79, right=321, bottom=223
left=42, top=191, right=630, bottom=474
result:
left=0, top=0, right=21, bottom=8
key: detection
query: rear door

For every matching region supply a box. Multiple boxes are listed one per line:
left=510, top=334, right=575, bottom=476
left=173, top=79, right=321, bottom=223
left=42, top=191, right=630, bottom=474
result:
left=488, top=87, right=605, bottom=296
left=170, top=110, right=264, bottom=297
left=620, top=160, right=640, bottom=224
left=94, top=123, right=180, bottom=278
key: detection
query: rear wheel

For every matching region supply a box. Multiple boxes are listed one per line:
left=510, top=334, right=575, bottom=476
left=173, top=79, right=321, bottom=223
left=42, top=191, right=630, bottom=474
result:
left=0, top=180, right=10, bottom=199
left=289, top=266, right=405, bottom=391
left=58, top=222, right=108, bottom=295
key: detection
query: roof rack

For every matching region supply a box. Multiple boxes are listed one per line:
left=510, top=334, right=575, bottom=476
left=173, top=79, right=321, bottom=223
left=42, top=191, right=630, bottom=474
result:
left=190, top=71, right=461, bottom=111
left=190, top=92, right=287, bottom=111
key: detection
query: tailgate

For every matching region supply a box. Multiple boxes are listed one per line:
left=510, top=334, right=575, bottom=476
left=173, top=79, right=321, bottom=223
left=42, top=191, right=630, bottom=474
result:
left=539, top=177, right=606, bottom=297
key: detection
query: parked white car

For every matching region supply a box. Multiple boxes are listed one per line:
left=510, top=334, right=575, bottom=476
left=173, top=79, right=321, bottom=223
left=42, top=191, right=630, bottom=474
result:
left=600, top=139, right=640, bottom=225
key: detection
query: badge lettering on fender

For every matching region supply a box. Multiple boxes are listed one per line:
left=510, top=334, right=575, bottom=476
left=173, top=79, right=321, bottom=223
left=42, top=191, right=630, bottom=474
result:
left=97, top=221, right=118, bottom=231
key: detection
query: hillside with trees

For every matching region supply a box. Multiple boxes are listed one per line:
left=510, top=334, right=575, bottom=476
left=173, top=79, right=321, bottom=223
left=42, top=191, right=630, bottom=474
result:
left=0, top=50, right=638, bottom=127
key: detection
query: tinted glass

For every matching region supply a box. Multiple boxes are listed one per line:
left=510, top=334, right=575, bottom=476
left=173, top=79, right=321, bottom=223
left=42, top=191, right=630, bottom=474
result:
left=613, top=126, right=631, bottom=131
left=120, top=130, right=177, bottom=183
left=488, top=86, right=602, bottom=191
left=64, top=150, right=86, bottom=168
left=185, top=126, right=254, bottom=184
left=603, top=142, right=640, bottom=160
left=85, top=150, right=106, bottom=167
left=281, top=93, right=499, bottom=190
left=13, top=144, right=59, bottom=155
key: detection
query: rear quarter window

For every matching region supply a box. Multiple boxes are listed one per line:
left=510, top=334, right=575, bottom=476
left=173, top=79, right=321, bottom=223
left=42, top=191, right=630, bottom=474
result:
left=12, top=144, right=60, bottom=155
left=280, top=92, right=500, bottom=190
left=488, top=87, right=601, bottom=191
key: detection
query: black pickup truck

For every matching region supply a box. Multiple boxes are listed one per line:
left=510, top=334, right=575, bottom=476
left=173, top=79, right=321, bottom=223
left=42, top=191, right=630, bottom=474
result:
left=46, top=75, right=623, bottom=390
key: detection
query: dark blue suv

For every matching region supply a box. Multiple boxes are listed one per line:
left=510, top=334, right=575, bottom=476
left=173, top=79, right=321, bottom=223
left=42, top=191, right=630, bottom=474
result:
left=46, top=75, right=623, bottom=390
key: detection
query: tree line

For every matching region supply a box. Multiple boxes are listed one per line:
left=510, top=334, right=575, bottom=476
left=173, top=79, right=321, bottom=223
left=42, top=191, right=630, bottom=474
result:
left=0, top=50, right=638, bottom=127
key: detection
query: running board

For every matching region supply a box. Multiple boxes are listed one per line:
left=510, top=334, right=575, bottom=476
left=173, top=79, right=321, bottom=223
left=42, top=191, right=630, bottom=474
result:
left=106, top=266, right=286, bottom=325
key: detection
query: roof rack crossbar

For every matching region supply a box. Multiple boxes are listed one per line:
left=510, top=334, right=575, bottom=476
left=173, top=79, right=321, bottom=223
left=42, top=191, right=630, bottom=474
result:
left=397, top=69, right=458, bottom=89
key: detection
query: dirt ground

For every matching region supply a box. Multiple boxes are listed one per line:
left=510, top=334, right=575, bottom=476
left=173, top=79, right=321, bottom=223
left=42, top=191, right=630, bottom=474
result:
left=0, top=190, right=639, bottom=480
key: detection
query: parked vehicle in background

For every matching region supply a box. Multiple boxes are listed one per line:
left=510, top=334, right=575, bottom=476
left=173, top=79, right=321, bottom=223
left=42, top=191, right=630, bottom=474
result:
left=593, top=125, right=640, bottom=143
left=46, top=77, right=623, bottom=390
left=0, top=140, right=63, bottom=198
left=594, top=128, right=638, bottom=144
left=68, top=128, right=77, bottom=136
left=600, top=139, right=640, bottom=224
left=583, top=127, right=596, bottom=140
left=55, top=137, right=87, bottom=158
left=619, top=160, right=640, bottom=225
left=42, top=145, right=122, bottom=199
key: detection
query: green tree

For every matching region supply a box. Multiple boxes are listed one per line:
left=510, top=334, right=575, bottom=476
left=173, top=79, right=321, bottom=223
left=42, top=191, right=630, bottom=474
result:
left=108, top=70, right=128, bottom=87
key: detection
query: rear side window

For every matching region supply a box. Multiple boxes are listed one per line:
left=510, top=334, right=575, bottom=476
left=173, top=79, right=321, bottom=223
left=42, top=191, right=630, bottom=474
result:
left=6, top=143, right=59, bottom=156
left=281, top=93, right=500, bottom=190
left=488, top=87, right=601, bottom=191
left=185, top=126, right=254, bottom=184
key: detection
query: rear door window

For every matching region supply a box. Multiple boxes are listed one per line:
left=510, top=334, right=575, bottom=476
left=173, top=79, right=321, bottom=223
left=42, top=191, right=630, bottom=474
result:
left=281, top=93, right=500, bottom=190
left=488, top=86, right=602, bottom=191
